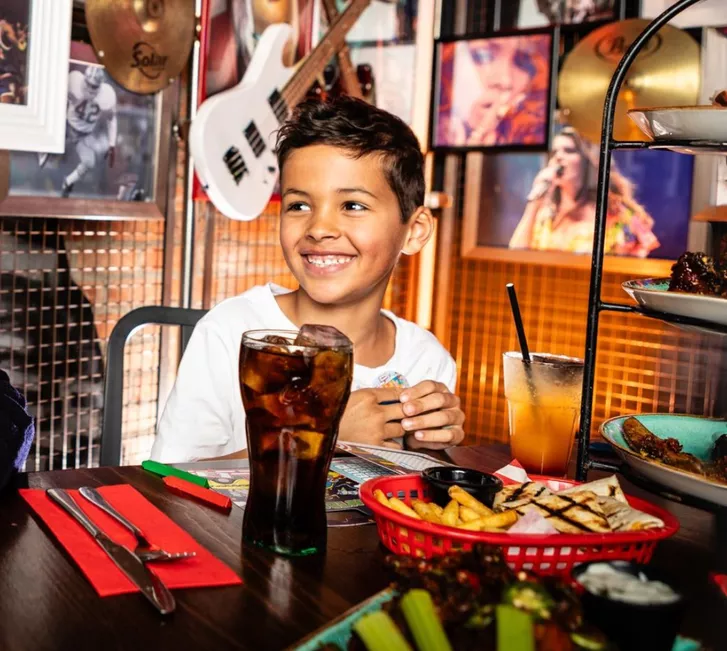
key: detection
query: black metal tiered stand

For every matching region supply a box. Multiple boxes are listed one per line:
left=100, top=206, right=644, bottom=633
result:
left=573, top=0, right=727, bottom=554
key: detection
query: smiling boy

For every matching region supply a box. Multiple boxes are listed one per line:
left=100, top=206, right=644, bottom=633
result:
left=151, top=97, right=465, bottom=463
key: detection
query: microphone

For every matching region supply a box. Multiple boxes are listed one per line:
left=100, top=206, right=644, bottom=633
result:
left=527, top=164, right=564, bottom=201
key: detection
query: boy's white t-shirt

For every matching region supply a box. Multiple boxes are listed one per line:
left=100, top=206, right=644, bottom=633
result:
left=151, top=283, right=457, bottom=463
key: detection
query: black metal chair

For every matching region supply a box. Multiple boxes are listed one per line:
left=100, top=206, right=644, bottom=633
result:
left=100, top=306, right=208, bottom=466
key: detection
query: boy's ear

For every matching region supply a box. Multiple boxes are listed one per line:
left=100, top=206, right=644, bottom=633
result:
left=401, top=206, right=434, bottom=256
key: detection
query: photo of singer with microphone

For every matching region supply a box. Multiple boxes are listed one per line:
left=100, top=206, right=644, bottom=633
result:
left=508, top=127, right=660, bottom=256
left=434, top=33, right=551, bottom=148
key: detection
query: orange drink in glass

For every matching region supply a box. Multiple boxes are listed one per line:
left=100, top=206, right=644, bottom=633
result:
left=502, top=352, right=584, bottom=476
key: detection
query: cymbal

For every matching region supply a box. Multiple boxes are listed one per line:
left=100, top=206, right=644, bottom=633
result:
left=558, top=19, right=700, bottom=143
left=85, top=0, right=196, bottom=94
left=0, top=150, right=9, bottom=204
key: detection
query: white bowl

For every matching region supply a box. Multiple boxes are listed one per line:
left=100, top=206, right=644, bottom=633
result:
left=628, top=106, right=727, bottom=142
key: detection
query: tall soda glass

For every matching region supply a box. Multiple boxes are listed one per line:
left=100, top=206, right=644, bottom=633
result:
left=503, top=352, right=584, bottom=476
left=239, top=327, right=353, bottom=556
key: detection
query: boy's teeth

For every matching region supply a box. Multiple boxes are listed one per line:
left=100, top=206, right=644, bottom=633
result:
left=306, top=255, right=352, bottom=267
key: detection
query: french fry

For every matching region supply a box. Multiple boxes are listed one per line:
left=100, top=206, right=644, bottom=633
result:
left=373, top=489, right=390, bottom=507
left=430, top=503, right=444, bottom=518
left=412, top=500, right=441, bottom=524
left=388, top=497, right=422, bottom=520
left=457, top=522, right=510, bottom=532
left=441, top=499, right=459, bottom=526
left=485, top=511, right=519, bottom=528
left=458, top=520, right=494, bottom=531
left=448, top=486, right=494, bottom=517
left=457, top=510, right=519, bottom=531
left=459, top=506, right=481, bottom=523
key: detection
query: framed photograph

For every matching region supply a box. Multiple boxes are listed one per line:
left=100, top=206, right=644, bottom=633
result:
left=348, top=43, right=417, bottom=124
left=504, top=0, right=620, bottom=29
left=462, top=127, right=694, bottom=275
left=341, top=0, right=417, bottom=44
left=316, top=0, right=424, bottom=128
left=0, top=40, right=174, bottom=220
left=433, top=32, right=553, bottom=150
left=641, top=0, right=726, bottom=28
left=0, top=0, right=72, bottom=153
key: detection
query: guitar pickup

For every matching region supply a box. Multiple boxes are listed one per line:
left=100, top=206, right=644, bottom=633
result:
left=223, top=146, right=248, bottom=185
left=244, top=122, right=266, bottom=158
left=268, top=89, right=289, bottom=123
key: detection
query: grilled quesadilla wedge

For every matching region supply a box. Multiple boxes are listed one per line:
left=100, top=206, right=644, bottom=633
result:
left=515, top=491, right=611, bottom=534
left=559, top=475, right=627, bottom=503
left=493, top=481, right=552, bottom=511
left=597, top=496, right=664, bottom=531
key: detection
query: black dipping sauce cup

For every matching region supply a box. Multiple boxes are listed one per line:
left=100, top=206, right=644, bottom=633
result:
left=570, top=561, right=686, bottom=651
left=422, top=466, right=503, bottom=508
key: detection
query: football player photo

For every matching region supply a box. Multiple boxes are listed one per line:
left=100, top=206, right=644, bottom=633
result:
left=8, top=41, right=159, bottom=202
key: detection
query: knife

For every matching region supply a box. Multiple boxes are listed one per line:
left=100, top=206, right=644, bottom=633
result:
left=46, top=488, right=176, bottom=615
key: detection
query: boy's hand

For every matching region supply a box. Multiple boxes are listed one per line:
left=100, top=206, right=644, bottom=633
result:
left=399, top=381, right=465, bottom=450
left=338, top=388, right=407, bottom=448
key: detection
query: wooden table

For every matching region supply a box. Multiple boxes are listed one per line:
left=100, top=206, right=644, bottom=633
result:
left=0, top=446, right=724, bottom=650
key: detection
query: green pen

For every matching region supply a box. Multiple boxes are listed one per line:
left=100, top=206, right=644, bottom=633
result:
left=141, top=460, right=210, bottom=488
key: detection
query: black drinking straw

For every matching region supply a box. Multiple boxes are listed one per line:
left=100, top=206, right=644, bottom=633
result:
left=506, top=283, right=539, bottom=405
left=506, top=283, right=531, bottom=363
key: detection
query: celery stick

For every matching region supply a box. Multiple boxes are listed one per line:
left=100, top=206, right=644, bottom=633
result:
left=496, top=604, right=535, bottom=651
left=400, top=589, right=453, bottom=651
left=353, top=611, right=414, bottom=651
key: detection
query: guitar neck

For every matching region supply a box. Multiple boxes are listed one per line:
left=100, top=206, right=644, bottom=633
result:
left=281, top=0, right=371, bottom=107
left=320, top=0, right=363, bottom=100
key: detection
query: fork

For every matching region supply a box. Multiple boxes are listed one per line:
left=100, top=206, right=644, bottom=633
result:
left=78, top=486, right=197, bottom=564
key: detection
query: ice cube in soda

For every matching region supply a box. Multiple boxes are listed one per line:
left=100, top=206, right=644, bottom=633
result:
left=294, top=324, right=352, bottom=349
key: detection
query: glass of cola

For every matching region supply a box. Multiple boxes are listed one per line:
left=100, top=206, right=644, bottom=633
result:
left=239, top=325, right=353, bottom=556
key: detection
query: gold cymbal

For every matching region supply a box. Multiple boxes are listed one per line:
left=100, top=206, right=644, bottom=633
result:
left=0, top=150, right=9, bottom=204
left=558, top=18, right=700, bottom=143
left=85, top=0, right=196, bottom=94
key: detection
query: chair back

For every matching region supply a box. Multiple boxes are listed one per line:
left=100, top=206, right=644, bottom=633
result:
left=101, top=306, right=207, bottom=466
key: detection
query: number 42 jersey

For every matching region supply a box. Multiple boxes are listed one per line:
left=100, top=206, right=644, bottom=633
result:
left=66, top=69, right=116, bottom=135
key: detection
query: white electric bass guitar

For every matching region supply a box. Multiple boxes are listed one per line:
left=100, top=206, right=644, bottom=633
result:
left=190, top=0, right=371, bottom=221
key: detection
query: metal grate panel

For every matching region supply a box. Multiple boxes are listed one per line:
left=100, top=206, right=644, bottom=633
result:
left=0, top=217, right=164, bottom=470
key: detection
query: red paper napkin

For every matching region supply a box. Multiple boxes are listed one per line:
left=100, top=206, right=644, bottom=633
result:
left=20, top=484, right=242, bottom=597
left=711, top=572, right=727, bottom=598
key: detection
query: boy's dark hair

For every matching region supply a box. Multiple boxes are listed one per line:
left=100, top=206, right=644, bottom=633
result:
left=276, top=96, right=425, bottom=222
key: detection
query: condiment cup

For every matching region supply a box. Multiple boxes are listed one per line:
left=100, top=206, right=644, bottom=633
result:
left=422, top=466, right=503, bottom=508
left=570, top=560, right=686, bottom=651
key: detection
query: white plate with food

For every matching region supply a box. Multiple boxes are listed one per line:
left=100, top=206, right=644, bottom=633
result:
left=601, top=414, right=727, bottom=508
left=622, top=277, right=727, bottom=331
left=628, top=105, right=727, bottom=142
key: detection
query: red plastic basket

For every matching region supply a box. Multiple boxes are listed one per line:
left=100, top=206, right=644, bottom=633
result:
left=360, top=474, right=679, bottom=577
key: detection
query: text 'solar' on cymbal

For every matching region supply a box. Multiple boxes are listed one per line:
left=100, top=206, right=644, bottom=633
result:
left=85, top=0, right=196, bottom=95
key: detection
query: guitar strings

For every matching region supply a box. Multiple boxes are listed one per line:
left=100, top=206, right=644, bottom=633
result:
left=280, top=1, right=366, bottom=109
